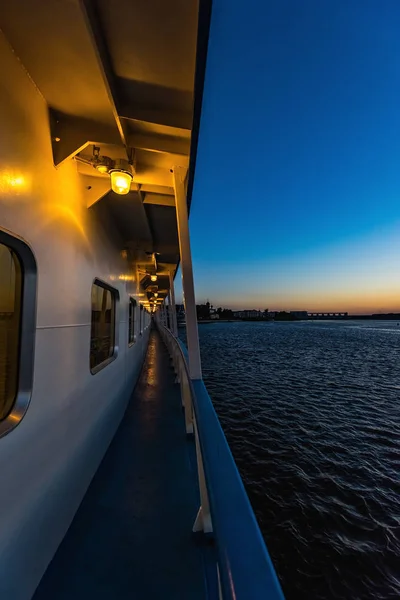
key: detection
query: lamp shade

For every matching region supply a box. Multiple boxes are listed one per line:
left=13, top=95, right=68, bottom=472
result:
left=110, top=170, right=132, bottom=195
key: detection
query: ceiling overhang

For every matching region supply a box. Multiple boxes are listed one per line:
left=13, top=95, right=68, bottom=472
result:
left=0, top=0, right=212, bottom=299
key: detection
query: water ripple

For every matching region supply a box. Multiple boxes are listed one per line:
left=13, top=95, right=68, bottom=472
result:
left=195, top=320, right=400, bottom=600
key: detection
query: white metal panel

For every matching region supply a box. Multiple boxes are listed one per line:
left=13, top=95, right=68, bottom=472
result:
left=0, top=30, right=150, bottom=600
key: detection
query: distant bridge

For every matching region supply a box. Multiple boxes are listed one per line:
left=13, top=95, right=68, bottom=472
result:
left=308, top=312, right=348, bottom=319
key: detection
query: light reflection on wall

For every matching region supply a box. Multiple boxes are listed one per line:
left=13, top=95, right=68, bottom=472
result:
left=118, top=274, right=134, bottom=281
left=37, top=160, right=93, bottom=253
left=0, top=170, right=31, bottom=198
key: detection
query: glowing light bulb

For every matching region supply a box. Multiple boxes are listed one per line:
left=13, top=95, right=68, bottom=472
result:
left=110, top=170, right=132, bottom=195
left=150, top=275, right=157, bottom=282
left=96, top=164, right=110, bottom=174
left=154, top=293, right=158, bottom=298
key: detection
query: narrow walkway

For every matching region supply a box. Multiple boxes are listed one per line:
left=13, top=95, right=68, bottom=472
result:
left=34, top=331, right=207, bottom=599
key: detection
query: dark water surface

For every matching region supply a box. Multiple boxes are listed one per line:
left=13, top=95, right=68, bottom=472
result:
left=196, top=321, right=400, bottom=599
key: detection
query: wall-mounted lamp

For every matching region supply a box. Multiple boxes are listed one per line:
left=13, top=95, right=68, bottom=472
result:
left=150, top=274, right=158, bottom=282
left=79, top=147, right=134, bottom=195
left=110, top=159, right=133, bottom=195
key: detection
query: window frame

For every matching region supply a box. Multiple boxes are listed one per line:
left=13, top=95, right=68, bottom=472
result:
left=0, top=228, right=37, bottom=438
left=128, top=297, right=136, bottom=346
left=90, top=279, right=119, bottom=375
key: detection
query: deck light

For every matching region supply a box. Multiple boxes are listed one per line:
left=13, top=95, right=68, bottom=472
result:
left=96, top=163, right=110, bottom=174
left=150, top=274, right=157, bottom=282
left=154, top=293, right=158, bottom=298
left=110, top=159, right=133, bottom=195
left=84, top=147, right=134, bottom=193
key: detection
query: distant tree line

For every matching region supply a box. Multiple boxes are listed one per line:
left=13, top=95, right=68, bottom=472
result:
left=195, top=301, right=234, bottom=320
left=196, top=302, right=210, bottom=320
left=177, top=304, right=309, bottom=322
left=215, top=307, right=234, bottom=320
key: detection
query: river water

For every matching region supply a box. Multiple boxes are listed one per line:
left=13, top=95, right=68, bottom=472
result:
left=196, top=320, right=400, bottom=599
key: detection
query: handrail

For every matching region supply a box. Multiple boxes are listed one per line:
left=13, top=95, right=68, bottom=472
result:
left=157, top=323, right=285, bottom=600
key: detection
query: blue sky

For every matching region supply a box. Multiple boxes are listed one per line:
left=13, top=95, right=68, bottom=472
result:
left=181, top=0, right=400, bottom=313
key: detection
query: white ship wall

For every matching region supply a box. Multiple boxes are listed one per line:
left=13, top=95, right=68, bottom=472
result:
left=0, top=31, right=149, bottom=599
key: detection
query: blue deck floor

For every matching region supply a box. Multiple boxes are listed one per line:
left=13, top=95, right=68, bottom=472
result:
left=33, top=331, right=210, bottom=599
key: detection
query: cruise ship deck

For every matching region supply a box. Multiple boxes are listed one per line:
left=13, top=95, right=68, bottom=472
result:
left=34, top=330, right=214, bottom=599
left=0, top=2, right=285, bottom=597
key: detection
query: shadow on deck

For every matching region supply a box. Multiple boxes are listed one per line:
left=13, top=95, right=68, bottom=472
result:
left=34, top=330, right=210, bottom=599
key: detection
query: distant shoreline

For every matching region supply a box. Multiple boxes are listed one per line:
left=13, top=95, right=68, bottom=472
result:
left=190, top=313, right=400, bottom=325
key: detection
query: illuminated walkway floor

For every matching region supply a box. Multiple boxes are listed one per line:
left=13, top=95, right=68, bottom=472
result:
left=34, top=331, right=212, bottom=599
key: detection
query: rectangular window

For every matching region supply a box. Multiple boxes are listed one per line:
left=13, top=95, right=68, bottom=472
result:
left=0, top=242, right=22, bottom=420
left=90, top=280, right=117, bottom=372
left=128, top=298, right=136, bottom=345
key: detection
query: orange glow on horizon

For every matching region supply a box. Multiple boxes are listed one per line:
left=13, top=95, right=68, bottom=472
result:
left=204, top=291, right=400, bottom=315
left=189, top=224, right=400, bottom=316
left=194, top=283, right=400, bottom=315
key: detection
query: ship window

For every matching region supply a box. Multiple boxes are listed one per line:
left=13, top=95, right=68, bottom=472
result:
left=90, top=280, right=117, bottom=372
left=0, top=229, right=36, bottom=437
left=0, top=242, right=22, bottom=421
left=140, top=305, right=143, bottom=335
left=129, top=298, right=136, bottom=345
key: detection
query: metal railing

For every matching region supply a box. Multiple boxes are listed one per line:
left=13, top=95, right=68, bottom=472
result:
left=157, top=323, right=285, bottom=600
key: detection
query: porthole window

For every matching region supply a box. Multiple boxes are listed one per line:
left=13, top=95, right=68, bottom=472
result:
left=0, top=229, right=36, bottom=437
left=0, top=243, right=22, bottom=420
left=128, top=298, right=136, bottom=345
left=90, top=280, right=118, bottom=373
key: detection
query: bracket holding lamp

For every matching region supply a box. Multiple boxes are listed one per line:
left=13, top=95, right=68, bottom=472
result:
left=77, top=145, right=135, bottom=195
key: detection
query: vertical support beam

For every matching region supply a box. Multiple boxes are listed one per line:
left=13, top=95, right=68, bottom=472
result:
left=168, top=271, right=179, bottom=337
left=173, top=166, right=202, bottom=380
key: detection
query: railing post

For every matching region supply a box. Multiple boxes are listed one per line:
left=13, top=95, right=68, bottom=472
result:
left=173, top=165, right=202, bottom=380
left=158, top=324, right=211, bottom=533
left=163, top=302, right=167, bottom=329
left=180, top=372, right=193, bottom=434
left=192, top=414, right=213, bottom=534
left=172, top=343, right=180, bottom=381
left=168, top=270, right=179, bottom=337
left=167, top=290, right=174, bottom=335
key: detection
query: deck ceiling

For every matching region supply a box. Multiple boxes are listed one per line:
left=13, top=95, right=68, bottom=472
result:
left=0, top=0, right=203, bottom=294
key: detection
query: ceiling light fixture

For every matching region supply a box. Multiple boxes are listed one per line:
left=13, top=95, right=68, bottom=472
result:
left=110, top=159, right=133, bottom=195
left=84, top=147, right=134, bottom=195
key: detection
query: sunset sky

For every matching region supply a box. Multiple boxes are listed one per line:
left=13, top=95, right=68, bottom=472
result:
left=182, top=0, right=400, bottom=314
